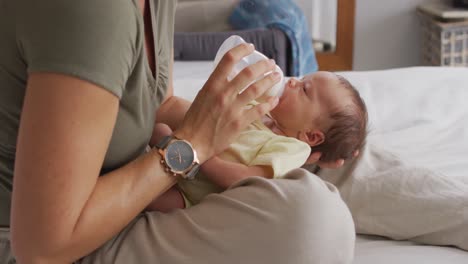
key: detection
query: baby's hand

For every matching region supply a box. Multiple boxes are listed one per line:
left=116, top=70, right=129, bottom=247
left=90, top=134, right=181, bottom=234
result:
left=306, top=150, right=359, bottom=169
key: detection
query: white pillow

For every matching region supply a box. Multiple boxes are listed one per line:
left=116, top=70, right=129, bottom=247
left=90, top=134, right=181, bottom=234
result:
left=317, top=143, right=468, bottom=251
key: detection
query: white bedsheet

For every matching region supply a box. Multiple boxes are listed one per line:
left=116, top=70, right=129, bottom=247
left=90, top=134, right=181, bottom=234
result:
left=355, top=235, right=468, bottom=264
left=173, top=61, right=468, bottom=263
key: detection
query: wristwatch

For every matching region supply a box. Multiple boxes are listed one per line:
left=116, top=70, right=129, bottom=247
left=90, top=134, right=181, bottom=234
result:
left=155, top=135, right=200, bottom=180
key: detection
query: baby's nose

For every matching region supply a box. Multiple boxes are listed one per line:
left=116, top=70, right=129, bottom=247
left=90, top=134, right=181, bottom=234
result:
left=288, top=78, right=299, bottom=88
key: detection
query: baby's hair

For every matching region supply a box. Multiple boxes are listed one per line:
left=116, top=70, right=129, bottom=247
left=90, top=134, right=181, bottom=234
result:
left=311, top=74, right=368, bottom=162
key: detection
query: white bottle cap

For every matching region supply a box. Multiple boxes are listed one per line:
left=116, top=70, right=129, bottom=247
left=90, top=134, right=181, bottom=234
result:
left=214, top=35, right=286, bottom=100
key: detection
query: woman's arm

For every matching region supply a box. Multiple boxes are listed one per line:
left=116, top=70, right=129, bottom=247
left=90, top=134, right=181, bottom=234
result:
left=201, top=157, right=273, bottom=189
left=145, top=156, right=273, bottom=210
left=11, top=73, right=178, bottom=263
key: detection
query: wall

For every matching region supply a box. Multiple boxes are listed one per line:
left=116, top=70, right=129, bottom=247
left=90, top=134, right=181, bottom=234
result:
left=294, top=0, right=337, bottom=48
left=353, top=0, right=432, bottom=70
left=295, top=0, right=432, bottom=70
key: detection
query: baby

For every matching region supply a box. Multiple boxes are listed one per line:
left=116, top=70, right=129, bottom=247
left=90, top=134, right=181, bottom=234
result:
left=148, top=71, right=368, bottom=210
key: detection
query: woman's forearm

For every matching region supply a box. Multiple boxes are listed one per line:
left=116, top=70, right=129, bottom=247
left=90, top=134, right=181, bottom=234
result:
left=15, top=149, right=175, bottom=264
left=67, top=150, right=175, bottom=261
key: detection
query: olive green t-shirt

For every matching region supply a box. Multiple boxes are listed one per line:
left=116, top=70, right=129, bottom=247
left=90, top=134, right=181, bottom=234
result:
left=0, top=0, right=176, bottom=226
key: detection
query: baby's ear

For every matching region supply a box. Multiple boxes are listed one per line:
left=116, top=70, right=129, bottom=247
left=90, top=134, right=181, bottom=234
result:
left=300, top=129, right=324, bottom=147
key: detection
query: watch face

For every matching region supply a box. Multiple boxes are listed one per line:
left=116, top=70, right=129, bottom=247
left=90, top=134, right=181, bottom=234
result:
left=165, top=140, right=195, bottom=173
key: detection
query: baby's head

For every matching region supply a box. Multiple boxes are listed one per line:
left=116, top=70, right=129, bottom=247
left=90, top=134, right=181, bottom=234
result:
left=270, top=71, right=368, bottom=162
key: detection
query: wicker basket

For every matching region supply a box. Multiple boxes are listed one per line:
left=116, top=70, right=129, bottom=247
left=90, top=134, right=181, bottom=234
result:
left=419, top=11, right=468, bottom=66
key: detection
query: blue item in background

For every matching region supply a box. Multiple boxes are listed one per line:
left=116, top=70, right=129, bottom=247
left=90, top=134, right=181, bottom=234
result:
left=229, top=0, right=319, bottom=76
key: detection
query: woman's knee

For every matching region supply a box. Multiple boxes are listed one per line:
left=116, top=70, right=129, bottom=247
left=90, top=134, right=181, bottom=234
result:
left=274, top=168, right=356, bottom=264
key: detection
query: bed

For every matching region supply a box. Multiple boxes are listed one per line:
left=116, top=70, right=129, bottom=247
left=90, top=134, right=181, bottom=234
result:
left=173, top=60, right=468, bottom=264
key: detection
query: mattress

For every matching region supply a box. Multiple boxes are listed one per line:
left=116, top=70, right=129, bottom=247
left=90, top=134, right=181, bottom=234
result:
left=173, top=61, right=468, bottom=263
left=355, top=235, right=468, bottom=264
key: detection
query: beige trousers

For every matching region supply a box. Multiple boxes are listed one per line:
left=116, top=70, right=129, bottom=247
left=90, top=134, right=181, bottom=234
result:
left=1, top=169, right=355, bottom=264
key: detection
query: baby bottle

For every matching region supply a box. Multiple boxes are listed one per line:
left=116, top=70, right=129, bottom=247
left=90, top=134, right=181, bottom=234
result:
left=213, top=35, right=286, bottom=101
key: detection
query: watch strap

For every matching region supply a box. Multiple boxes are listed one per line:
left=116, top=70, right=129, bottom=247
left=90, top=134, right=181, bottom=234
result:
left=185, top=164, right=201, bottom=180
left=155, top=135, right=200, bottom=180
left=155, top=135, right=173, bottom=150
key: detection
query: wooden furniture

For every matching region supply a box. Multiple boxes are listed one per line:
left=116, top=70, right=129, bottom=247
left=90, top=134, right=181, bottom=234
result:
left=316, top=0, right=356, bottom=71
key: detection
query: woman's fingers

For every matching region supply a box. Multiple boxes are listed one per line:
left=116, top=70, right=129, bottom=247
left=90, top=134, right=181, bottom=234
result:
left=211, top=43, right=255, bottom=84
left=316, top=158, right=345, bottom=169
left=308, top=151, right=346, bottom=169
left=305, top=152, right=322, bottom=164
left=236, top=70, right=281, bottom=106
left=353, top=150, right=360, bottom=158
left=312, top=149, right=359, bottom=169
left=230, top=59, right=276, bottom=94
left=243, top=96, right=279, bottom=125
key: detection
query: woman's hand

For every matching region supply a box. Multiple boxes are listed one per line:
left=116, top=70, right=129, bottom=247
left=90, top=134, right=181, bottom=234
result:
left=149, top=123, right=173, bottom=147
left=174, top=43, right=281, bottom=163
left=306, top=150, right=360, bottom=169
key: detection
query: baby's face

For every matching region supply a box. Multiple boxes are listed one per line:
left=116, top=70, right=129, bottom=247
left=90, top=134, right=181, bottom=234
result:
left=270, top=71, right=352, bottom=135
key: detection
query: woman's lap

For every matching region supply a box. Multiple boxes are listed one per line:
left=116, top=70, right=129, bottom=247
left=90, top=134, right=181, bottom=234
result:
left=0, top=169, right=355, bottom=263
left=78, top=168, right=355, bottom=264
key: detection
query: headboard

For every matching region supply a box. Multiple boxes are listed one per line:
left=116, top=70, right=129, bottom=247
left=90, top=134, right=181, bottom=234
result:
left=316, top=0, right=356, bottom=71
left=174, top=0, right=356, bottom=72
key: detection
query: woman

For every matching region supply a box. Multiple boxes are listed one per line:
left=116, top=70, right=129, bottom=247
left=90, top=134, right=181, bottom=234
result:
left=0, top=0, right=356, bottom=263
